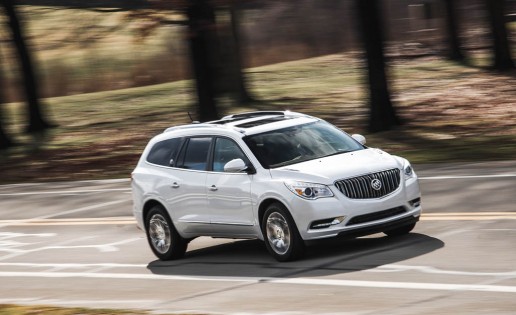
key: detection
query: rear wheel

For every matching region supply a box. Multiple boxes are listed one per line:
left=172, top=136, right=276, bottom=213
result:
left=145, top=205, right=187, bottom=260
left=262, top=202, right=305, bottom=262
left=384, top=222, right=416, bottom=237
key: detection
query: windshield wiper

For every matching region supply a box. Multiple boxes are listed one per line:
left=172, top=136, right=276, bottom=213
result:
left=323, top=150, right=353, bottom=158
left=270, top=155, right=303, bottom=168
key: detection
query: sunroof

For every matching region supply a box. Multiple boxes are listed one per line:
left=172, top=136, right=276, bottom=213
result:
left=231, top=111, right=285, bottom=119
left=208, top=117, right=250, bottom=125
left=235, top=116, right=291, bottom=128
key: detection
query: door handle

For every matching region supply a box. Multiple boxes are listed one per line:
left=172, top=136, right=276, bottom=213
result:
left=209, top=185, right=218, bottom=191
left=171, top=182, right=180, bottom=188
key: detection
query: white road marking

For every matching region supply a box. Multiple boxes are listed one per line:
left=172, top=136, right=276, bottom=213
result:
left=371, top=264, right=516, bottom=277
left=0, top=199, right=129, bottom=229
left=424, top=212, right=515, bottom=216
left=271, top=278, right=516, bottom=293
left=0, top=188, right=131, bottom=196
left=0, top=237, right=141, bottom=258
left=0, top=200, right=129, bottom=228
left=0, top=232, right=55, bottom=239
left=422, top=212, right=516, bottom=221
left=0, top=231, right=140, bottom=261
left=0, top=232, right=56, bottom=253
left=0, top=217, right=136, bottom=226
left=0, top=178, right=129, bottom=189
left=36, top=199, right=128, bottom=221
left=0, top=271, right=515, bottom=293
left=1, top=262, right=514, bottom=278
left=0, top=262, right=146, bottom=268
left=0, top=235, right=91, bottom=260
left=419, top=174, right=516, bottom=180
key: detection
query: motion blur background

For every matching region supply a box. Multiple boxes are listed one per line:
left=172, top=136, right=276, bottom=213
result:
left=0, top=0, right=515, bottom=182
left=3, top=0, right=514, bottom=98
left=1, top=3, right=515, bottom=315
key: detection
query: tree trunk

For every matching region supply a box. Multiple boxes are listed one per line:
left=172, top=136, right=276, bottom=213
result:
left=486, top=0, right=514, bottom=70
left=443, top=0, right=464, bottom=61
left=186, top=0, right=219, bottom=122
left=229, top=4, right=254, bottom=104
left=356, top=0, right=401, bottom=132
left=2, top=0, right=54, bottom=133
left=0, top=50, right=14, bottom=150
left=0, top=105, right=13, bottom=150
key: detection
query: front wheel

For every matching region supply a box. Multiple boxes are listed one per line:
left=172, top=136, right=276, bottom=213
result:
left=384, top=222, right=416, bottom=237
left=145, top=205, right=187, bottom=260
left=262, top=203, right=305, bottom=262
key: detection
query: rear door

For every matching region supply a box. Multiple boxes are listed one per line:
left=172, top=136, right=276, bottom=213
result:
left=167, top=137, right=212, bottom=234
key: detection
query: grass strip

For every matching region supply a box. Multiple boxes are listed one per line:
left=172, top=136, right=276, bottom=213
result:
left=0, top=54, right=515, bottom=184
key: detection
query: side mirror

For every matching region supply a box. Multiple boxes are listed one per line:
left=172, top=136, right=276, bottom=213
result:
left=224, top=159, right=249, bottom=173
left=351, top=134, right=366, bottom=145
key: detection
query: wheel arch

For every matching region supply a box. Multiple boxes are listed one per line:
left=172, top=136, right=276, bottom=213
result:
left=258, top=198, right=290, bottom=229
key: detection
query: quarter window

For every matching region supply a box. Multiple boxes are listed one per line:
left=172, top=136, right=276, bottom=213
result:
left=146, top=138, right=182, bottom=166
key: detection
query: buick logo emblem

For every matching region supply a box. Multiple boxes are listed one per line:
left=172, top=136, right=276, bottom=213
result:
left=371, top=179, right=382, bottom=191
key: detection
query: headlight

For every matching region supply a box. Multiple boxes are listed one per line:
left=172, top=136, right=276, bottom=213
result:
left=284, top=181, right=334, bottom=200
left=404, top=163, right=414, bottom=178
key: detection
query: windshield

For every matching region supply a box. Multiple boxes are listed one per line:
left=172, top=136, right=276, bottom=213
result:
left=243, top=121, right=364, bottom=169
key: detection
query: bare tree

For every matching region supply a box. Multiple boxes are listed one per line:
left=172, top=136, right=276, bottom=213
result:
left=139, top=0, right=253, bottom=119
left=2, top=0, right=54, bottom=132
left=0, top=105, right=13, bottom=150
left=443, top=0, right=464, bottom=61
left=485, top=0, right=514, bottom=70
left=186, top=0, right=219, bottom=121
left=0, top=49, right=14, bottom=149
left=356, top=0, right=401, bottom=132
left=228, top=2, right=254, bottom=104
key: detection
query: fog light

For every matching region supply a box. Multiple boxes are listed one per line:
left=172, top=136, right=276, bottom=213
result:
left=410, top=198, right=421, bottom=208
left=331, top=216, right=345, bottom=225
left=310, top=216, right=345, bottom=229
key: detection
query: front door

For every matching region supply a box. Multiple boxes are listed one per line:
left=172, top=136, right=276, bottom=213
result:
left=205, top=137, right=255, bottom=236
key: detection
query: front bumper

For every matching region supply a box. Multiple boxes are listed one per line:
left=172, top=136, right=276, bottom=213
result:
left=286, top=176, right=422, bottom=241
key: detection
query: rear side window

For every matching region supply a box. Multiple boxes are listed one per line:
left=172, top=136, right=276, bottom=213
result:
left=146, top=138, right=182, bottom=166
left=177, top=137, right=212, bottom=171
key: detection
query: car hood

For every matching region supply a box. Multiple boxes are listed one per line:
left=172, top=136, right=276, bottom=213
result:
left=269, top=148, right=402, bottom=184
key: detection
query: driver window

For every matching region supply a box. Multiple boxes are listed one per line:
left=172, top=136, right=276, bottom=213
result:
left=212, top=138, right=249, bottom=172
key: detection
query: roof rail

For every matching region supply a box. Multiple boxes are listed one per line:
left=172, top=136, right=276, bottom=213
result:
left=223, top=111, right=285, bottom=120
left=163, top=123, right=216, bottom=133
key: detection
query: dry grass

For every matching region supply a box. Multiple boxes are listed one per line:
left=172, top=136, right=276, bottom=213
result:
left=0, top=53, right=515, bottom=184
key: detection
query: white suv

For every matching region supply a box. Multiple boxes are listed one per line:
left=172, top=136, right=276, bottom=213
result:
left=132, top=111, right=422, bottom=261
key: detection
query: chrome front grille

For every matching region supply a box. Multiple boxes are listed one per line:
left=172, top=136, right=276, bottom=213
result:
left=335, top=169, right=401, bottom=199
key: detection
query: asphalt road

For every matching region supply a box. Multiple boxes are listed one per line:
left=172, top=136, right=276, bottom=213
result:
left=0, top=161, right=515, bottom=314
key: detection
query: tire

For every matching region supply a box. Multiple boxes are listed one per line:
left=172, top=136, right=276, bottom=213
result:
left=145, top=205, right=187, bottom=260
left=384, top=222, right=416, bottom=237
left=262, top=202, right=305, bottom=262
